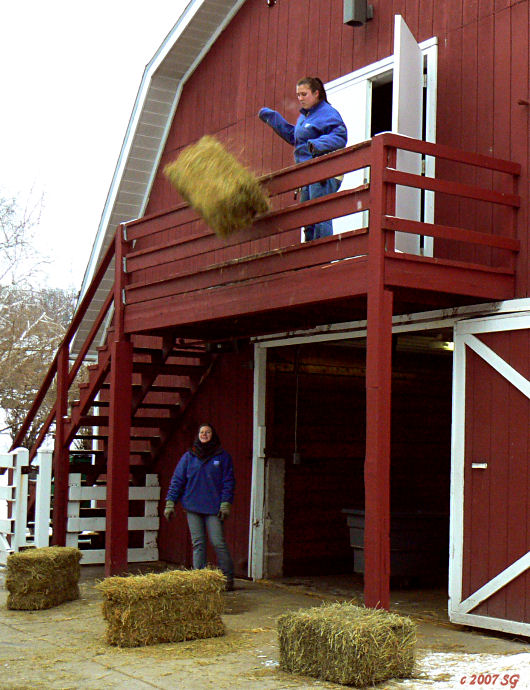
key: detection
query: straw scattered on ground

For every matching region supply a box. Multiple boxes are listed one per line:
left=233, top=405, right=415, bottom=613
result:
left=164, top=136, right=270, bottom=237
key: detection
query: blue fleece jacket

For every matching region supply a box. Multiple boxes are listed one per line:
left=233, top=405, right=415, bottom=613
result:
left=166, top=448, right=235, bottom=515
left=258, top=100, right=347, bottom=164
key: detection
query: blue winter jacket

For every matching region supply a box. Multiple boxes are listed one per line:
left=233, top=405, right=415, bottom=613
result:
left=258, top=100, right=347, bottom=164
left=166, top=448, right=235, bottom=515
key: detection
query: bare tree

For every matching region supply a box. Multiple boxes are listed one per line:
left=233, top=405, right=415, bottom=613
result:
left=0, top=285, right=77, bottom=449
left=0, top=192, right=45, bottom=285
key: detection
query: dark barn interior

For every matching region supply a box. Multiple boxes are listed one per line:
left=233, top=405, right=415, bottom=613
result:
left=266, top=334, right=453, bottom=584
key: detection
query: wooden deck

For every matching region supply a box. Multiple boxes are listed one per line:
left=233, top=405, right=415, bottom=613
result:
left=120, top=133, right=520, bottom=340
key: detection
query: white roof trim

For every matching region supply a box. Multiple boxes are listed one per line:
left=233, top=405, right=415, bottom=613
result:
left=74, top=0, right=247, bottom=350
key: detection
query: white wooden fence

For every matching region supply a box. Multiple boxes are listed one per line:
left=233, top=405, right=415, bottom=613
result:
left=66, top=473, right=160, bottom=564
left=0, top=448, right=53, bottom=565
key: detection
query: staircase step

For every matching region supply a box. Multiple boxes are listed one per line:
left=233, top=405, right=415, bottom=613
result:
left=80, top=416, right=173, bottom=429
left=132, top=362, right=203, bottom=377
left=133, top=346, right=208, bottom=360
left=69, top=449, right=105, bottom=455
left=137, top=402, right=180, bottom=410
left=73, top=434, right=107, bottom=441
left=100, top=383, right=190, bottom=394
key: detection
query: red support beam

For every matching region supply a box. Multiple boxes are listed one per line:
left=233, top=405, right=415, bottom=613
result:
left=364, top=135, right=392, bottom=609
left=364, top=287, right=393, bottom=609
left=105, top=224, right=133, bottom=576
left=51, top=346, right=69, bottom=546
left=104, top=337, right=133, bottom=576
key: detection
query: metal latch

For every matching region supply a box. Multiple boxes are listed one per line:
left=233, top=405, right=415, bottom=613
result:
left=471, top=462, right=488, bottom=469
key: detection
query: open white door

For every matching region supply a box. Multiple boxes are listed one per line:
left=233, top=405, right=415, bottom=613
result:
left=392, top=14, right=424, bottom=255
left=327, top=80, right=371, bottom=234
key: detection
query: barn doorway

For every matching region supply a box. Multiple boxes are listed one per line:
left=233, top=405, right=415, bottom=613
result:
left=257, top=329, right=453, bottom=601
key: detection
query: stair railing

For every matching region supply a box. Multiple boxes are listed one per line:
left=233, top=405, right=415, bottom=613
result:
left=8, top=237, right=117, bottom=462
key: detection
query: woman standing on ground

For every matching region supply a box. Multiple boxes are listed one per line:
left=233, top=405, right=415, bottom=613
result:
left=164, top=423, right=235, bottom=590
left=258, top=76, right=347, bottom=241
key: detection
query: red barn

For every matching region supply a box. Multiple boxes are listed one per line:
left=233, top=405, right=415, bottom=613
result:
left=14, top=0, right=530, bottom=637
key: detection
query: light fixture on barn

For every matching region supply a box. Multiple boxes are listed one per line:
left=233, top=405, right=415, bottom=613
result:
left=267, top=0, right=277, bottom=6
left=292, top=346, right=301, bottom=465
left=343, top=0, right=374, bottom=26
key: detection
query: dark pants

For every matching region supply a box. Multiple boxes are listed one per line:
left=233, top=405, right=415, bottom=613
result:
left=300, top=177, right=342, bottom=241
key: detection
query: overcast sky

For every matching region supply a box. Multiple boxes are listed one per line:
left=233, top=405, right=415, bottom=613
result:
left=0, top=1, right=190, bottom=292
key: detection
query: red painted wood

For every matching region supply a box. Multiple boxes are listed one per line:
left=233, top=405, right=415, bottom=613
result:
left=105, top=338, right=133, bottom=577
left=51, top=346, right=69, bottom=546
left=463, top=329, right=530, bottom=624
left=364, top=134, right=391, bottom=609
left=124, top=257, right=370, bottom=335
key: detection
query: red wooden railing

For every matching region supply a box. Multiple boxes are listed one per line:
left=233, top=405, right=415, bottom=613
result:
left=8, top=239, right=116, bottom=460
left=119, top=132, right=520, bottom=334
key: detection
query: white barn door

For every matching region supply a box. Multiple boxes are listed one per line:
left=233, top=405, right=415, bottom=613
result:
left=450, top=313, right=530, bottom=637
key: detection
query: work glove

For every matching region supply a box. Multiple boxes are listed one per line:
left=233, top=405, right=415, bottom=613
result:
left=164, top=500, right=176, bottom=521
left=218, top=502, right=231, bottom=521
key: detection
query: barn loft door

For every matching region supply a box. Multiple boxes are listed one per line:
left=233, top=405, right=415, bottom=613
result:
left=449, top=313, right=530, bottom=637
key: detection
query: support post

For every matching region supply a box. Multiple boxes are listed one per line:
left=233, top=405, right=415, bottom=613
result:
left=105, top=224, right=132, bottom=576
left=52, top=345, right=69, bottom=545
left=364, top=134, right=393, bottom=609
left=364, top=288, right=393, bottom=609
left=105, top=338, right=133, bottom=576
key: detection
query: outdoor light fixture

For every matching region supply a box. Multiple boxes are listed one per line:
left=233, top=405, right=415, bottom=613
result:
left=267, top=0, right=277, bottom=6
left=344, top=0, right=374, bottom=26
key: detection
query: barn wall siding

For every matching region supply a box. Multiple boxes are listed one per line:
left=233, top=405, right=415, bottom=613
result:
left=144, top=0, right=529, bottom=295
left=156, top=347, right=254, bottom=576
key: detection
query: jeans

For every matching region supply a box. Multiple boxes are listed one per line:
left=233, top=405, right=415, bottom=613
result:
left=300, top=176, right=342, bottom=241
left=186, top=511, right=234, bottom=583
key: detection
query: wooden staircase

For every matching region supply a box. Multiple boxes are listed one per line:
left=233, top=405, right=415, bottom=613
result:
left=65, top=332, right=215, bottom=484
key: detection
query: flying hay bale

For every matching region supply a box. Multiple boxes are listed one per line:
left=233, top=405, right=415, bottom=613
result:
left=277, top=602, right=416, bottom=687
left=96, top=568, right=226, bottom=647
left=6, top=546, right=82, bottom=610
left=163, top=135, right=270, bottom=237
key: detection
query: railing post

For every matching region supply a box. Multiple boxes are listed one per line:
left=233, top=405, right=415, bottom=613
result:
left=52, top=345, right=69, bottom=546
left=34, top=449, right=52, bottom=548
left=105, top=225, right=133, bottom=576
left=364, top=134, right=393, bottom=610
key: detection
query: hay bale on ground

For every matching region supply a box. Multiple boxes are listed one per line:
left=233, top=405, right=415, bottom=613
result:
left=163, top=135, right=270, bottom=237
left=96, top=568, right=226, bottom=647
left=277, top=602, right=416, bottom=687
left=6, top=546, right=82, bottom=610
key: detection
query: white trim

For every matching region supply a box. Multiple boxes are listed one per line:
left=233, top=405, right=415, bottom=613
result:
left=79, top=548, right=159, bottom=565
left=248, top=344, right=267, bottom=580
left=252, top=299, right=530, bottom=349
left=448, top=331, right=467, bottom=615
left=457, top=552, right=530, bottom=613
left=450, top=612, right=530, bottom=637
left=464, top=333, right=530, bottom=398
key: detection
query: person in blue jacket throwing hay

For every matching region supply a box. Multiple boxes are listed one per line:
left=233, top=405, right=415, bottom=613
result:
left=259, top=76, right=347, bottom=241
left=164, top=423, right=235, bottom=591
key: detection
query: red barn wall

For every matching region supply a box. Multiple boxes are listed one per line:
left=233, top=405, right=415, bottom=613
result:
left=144, top=0, right=529, bottom=295
left=156, top=347, right=254, bottom=576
